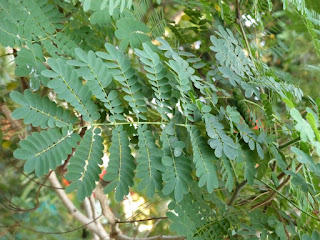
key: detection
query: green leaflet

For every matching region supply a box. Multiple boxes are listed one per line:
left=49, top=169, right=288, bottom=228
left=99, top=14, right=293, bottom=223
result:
left=90, top=9, right=112, bottom=26
left=0, top=0, right=55, bottom=46
left=169, top=54, right=205, bottom=94
left=237, top=147, right=255, bottom=185
left=261, top=93, right=274, bottom=123
left=134, top=43, right=171, bottom=121
left=167, top=187, right=217, bottom=239
left=166, top=54, right=192, bottom=94
left=13, top=128, right=80, bottom=177
left=210, top=25, right=303, bottom=100
left=14, top=44, right=49, bottom=88
left=136, top=125, right=164, bottom=198
left=160, top=124, right=191, bottom=202
left=65, top=128, right=104, bottom=201
left=306, top=111, right=320, bottom=142
left=97, top=43, right=147, bottom=120
left=157, top=37, right=206, bottom=72
left=226, top=106, right=265, bottom=159
left=82, top=0, right=133, bottom=15
left=0, top=0, right=77, bottom=57
left=103, top=126, right=136, bottom=202
left=157, top=38, right=207, bottom=121
left=148, top=8, right=166, bottom=38
left=166, top=54, right=192, bottom=115
left=205, top=114, right=238, bottom=160
left=291, top=147, right=320, bottom=176
left=0, top=18, right=20, bottom=47
left=167, top=195, right=198, bottom=238
left=290, top=108, right=320, bottom=155
left=302, top=230, right=320, bottom=240
left=209, top=27, right=259, bottom=98
left=210, top=26, right=254, bottom=78
left=67, top=48, right=124, bottom=122
left=255, top=76, right=303, bottom=101
left=10, top=90, right=76, bottom=129
left=286, top=0, right=320, bottom=57
left=188, top=126, right=219, bottom=193
left=220, top=154, right=235, bottom=192
left=47, top=32, right=78, bottom=58
left=115, top=18, right=150, bottom=50
left=42, top=58, right=100, bottom=122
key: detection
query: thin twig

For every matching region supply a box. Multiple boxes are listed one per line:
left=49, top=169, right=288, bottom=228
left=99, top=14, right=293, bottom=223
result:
left=116, top=217, right=168, bottom=224
left=250, top=163, right=303, bottom=211
left=235, top=0, right=265, bottom=94
left=279, top=136, right=300, bottom=149
left=228, top=180, right=248, bottom=206
left=235, top=0, right=253, bottom=61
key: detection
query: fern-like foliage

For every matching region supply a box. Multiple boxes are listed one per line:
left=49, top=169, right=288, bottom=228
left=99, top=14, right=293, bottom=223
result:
left=205, top=114, right=238, bottom=161
left=225, top=106, right=265, bottom=159
left=0, top=0, right=76, bottom=57
left=103, top=126, right=136, bottom=202
left=115, top=18, right=150, bottom=50
left=42, top=58, right=100, bottom=122
left=6, top=0, right=320, bottom=238
left=157, top=37, right=207, bottom=90
left=14, top=43, right=49, bottom=88
left=188, top=126, right=219, bottom=193
left=167, top=187, right=224, bottom=240
left=65, top=128, right=104, bottom=201
left=135, top=43, right=171, bottom=121
left=80, top=0, right=133, bottom=15
left=282, top=0, right=320, bottom=57
left=210, top=26, right=303, bottom=100
left=10, top=90, right=76, bottom=129
left=136, top=125, right=164, bottom=198
left=210, top=26, right=255, bottom=79
left=13, top=128, right=80, bottom=177
left=67, top=48, right=124, bottom=121
left=160, top=124, right=191, bottom=202
left=97, top=43, right=147, bottom=120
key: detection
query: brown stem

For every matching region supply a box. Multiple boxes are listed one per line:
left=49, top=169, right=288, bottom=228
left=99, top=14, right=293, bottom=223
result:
left=116, top=217, right=168, bottom=224
left=228, top=180, right=248, bottom=206
left=235, top=0, right=253, bottom=61
left=250, top=163, right=303, bottom=211
left=272, top=204, right=290, bottom=239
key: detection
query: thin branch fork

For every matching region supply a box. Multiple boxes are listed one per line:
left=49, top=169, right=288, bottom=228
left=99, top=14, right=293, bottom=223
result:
left=3, top=101, right=184, bottom=240
left=250, top=163, right=303, bottom=211
left=49, top=171, right=110, bottom=240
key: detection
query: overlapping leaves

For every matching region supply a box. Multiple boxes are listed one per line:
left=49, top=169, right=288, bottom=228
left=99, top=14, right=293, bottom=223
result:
left=67, top=48, right=124, bottom=121
left=65, top=128, right=104, bottom=201
left=160, top=124, right=191, bottom=202
left=13, top=128, right=80, bottom=177
left=103, top=126, right=136, bottom=202
left=97, top=43, right=147, bottom=120
left=11, top=90, right=76, bottom=129
left=42, top=58, right=100, bottom=122
left=136, top=125, right=164, bottom=198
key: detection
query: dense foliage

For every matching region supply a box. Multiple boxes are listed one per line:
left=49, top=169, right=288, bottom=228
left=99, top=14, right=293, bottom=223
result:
left=2, top=0, right=320, bottom=239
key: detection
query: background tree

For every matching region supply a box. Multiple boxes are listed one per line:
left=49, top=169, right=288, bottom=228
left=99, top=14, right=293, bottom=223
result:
left=1, top=0, right=320, bottom=239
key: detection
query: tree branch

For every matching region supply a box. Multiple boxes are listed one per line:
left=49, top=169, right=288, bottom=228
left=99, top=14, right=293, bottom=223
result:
left=250, top=163, right=303, bottom=211
left=48, top=171, right=110, bottom=240
left=279, top=136, right=300, bottom=149
left=94, top=183, right=117, bottom=225
left=116, top=217, right=167, bottom=224
left=0, top=104, right=26, bottom=139
left=235, top=0, right=253, bottom=61
left=4, top=101, right=184, bottom=240
left=228, top=180, right=247, bottom=206
left=115, top=234, right=185, bottom=240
